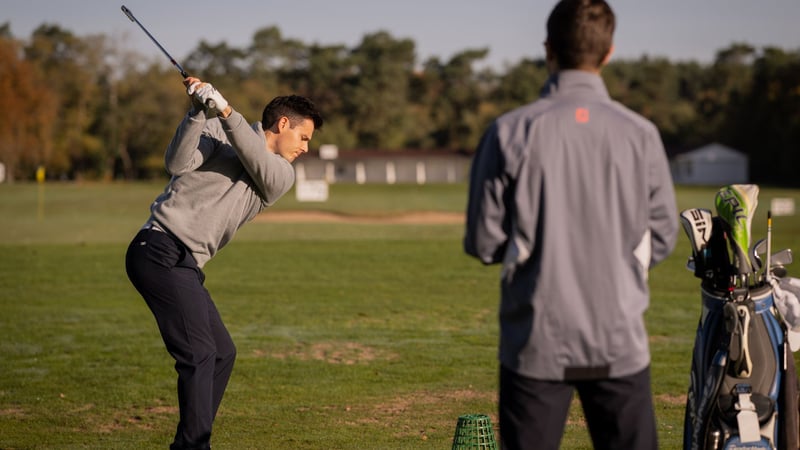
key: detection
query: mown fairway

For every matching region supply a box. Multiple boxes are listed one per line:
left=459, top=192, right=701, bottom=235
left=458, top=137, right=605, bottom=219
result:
left=2, top=182, right=800, bottom=449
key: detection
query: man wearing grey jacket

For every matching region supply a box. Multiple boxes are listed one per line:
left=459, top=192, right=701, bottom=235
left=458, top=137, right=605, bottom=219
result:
left=463, top=1, right=678, bottom=449
left=126, top=77, right=322, bottom=449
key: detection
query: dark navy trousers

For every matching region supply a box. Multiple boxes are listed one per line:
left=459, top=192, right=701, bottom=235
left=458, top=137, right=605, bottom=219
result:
left=126, top=228, right=236, bottom=450
left=499, top=365, right=658, bottom=450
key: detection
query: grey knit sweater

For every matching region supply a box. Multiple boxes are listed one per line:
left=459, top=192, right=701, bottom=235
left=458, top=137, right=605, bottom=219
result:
left=147, top=108, right=295, bottom=268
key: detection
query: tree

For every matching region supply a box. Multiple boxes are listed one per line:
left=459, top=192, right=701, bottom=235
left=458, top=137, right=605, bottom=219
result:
left=6, top=19, right=800, bottom=183
left=0, top=34, right=56, bottom=182
left=342, top=31, right=416, bottom=149
left=725, top=47, right=800, bottom=185
left=421, top=49, right=491, bottom=150
left=492, top=58, right=548, bottom=112
left=297, top=44, right=358, bottom=150
left=25, top=25, right=107, bottom=179
left=115, top=63, right=189, bottom=179
left=248, top=26, right=289, bottom=75
left=184, top=40, right=247, bottom=84
left=697, top=44, right=755, bottom=142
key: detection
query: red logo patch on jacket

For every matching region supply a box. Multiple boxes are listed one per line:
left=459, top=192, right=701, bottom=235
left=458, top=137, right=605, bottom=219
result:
left=575, top=108, right=589, bottom=123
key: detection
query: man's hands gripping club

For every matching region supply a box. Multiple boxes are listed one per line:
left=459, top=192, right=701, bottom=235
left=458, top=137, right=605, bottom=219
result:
left=185, top=77, right=231, bottom=118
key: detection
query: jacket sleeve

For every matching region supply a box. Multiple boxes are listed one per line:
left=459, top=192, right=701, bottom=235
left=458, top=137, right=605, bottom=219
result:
left=164, top=110, right=216, bottom=175
left=646, top=129, right=679, bottom=267
left=220, top=109, right=295, bottom=206
left=463, top=123, right=511, bottom=265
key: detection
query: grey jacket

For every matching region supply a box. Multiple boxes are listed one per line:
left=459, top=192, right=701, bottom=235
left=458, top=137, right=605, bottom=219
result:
left=148, top=109, right=295, bottom=268
left=464, top=70, right=678, bottom=380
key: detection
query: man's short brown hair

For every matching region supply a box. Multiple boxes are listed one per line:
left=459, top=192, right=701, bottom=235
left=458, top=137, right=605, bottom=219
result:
left=262, top=95, right=323, bottom=130
left=546, top=0, right=615, bottom=70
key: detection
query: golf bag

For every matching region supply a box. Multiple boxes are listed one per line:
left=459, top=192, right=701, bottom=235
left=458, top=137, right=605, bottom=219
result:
left=682, top=185, right=799, bottom=450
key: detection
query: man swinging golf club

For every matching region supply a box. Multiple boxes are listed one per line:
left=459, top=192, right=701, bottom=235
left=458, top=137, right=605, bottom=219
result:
left=125, top=77, right=322, bottom=449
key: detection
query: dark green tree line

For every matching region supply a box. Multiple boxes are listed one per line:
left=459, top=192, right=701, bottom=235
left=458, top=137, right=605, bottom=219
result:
left=1, top=23, right=798, bottom=185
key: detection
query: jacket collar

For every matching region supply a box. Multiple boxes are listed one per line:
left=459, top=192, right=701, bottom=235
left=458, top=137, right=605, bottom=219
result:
left=540, top=70, right=609, bottom=100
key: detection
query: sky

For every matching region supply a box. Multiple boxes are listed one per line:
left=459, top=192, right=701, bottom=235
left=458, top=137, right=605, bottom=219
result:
left=4, top=0, right=799, bottom=70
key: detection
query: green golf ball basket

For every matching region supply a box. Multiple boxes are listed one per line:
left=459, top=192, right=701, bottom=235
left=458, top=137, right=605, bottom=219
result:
left=451, top=414, right=498, bottom=450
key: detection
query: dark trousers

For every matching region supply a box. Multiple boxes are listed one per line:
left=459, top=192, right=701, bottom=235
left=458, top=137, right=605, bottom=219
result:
left=499, top=365, right=658, bottom=450
left=126, top=229, right=236, bottom=450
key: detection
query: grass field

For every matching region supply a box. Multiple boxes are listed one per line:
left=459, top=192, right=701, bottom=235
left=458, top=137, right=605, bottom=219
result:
left=2, top=182, right=800, bottom=449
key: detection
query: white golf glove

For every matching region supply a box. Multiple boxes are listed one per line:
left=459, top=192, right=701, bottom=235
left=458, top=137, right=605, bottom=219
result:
left=187, top=81, right=229, bottom=117
left=186, top=81, right=206, bottom=113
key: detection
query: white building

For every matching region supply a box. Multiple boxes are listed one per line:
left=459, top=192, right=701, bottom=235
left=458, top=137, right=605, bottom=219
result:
left=671, top=143, right=749, bottom=186
left=294, top=150, right=471, bottom=184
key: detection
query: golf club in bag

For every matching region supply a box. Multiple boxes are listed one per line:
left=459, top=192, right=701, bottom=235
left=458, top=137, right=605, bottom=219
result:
left=682, top=184, right=799, bottom=450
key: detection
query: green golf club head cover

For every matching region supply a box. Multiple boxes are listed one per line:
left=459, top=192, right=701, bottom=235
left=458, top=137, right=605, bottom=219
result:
left=715, top=184, right=759, bottom=275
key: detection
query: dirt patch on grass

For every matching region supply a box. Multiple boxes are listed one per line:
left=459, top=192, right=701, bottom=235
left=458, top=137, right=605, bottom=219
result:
left=341, top=388, right=498, bottom=441
left=656, top=392, right=687, bottom=406
left=257, top=341, right=400, bottom=365
left=255, top=211, right=464, bottom=224
left=92, top=402, right=178, bottom=433
left=0, top=406, right=27, bottom=417
left=368, top=389, right=495, bottom=418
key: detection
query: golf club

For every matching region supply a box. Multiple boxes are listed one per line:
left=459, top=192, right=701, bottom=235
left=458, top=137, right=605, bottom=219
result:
left=121, top=5, right=219, bottom=109
left=750, top=237, right=793, bottom=279
left=121, top=5, right=188, bottom=78
left=772, top=248, right=793, bottom=267
left=765, top=211, right=772, bottom=282
left=750, top=238, right=766, bottom=272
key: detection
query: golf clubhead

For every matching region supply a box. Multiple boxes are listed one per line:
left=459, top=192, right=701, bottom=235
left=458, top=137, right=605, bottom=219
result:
left=773, top=248, right=793, bottom=266
left=752, top=240, right=794, bottom=280
left=715, top=184, right=759, bottom=275
left=770, top=248, right=793, bottom=278
left=750, top=238, right=766, bottom=272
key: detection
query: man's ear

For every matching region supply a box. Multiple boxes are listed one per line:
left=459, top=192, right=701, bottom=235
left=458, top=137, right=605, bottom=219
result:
left=276, top=116, right=290, bottom=133
left=601, top=44, right=614, bottom=67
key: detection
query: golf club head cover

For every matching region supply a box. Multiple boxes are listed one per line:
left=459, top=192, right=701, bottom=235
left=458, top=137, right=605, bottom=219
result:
left=681, top=208, right=713, bottom=278
left=715, top=184, right=759, bottom=275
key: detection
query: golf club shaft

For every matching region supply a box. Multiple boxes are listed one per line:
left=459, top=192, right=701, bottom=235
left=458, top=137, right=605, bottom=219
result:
left=766, top=211, right=772, bottom=281
left=121, top=5, right=188, bottom=78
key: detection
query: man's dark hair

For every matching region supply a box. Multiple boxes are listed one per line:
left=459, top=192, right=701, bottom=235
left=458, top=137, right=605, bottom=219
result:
left=262, top=95, right=323, bottom=130
left=546, top=0, right=615, bottom=70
